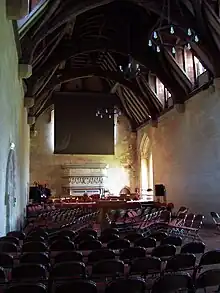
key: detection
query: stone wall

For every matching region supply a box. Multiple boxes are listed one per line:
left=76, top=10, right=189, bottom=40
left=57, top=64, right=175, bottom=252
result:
left=30, top=110, right=136, bottom=196
left=0, top=1, right=30, bottom=235
left=138, top=83, right=220, bottom=221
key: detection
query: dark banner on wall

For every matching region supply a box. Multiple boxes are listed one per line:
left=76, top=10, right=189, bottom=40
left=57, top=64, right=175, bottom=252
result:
left=54, top=93, right=115, bottom=155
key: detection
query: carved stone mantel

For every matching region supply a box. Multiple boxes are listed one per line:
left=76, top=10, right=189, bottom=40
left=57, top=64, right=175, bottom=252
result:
left=61, top=163, right=107, bottom=196
left=66, top=176, right=104, bottom=185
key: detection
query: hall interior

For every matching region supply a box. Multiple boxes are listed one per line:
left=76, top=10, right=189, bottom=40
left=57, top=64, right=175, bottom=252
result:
left=1, top=0, right=220, bottom=228
left=1, top=0, right=220, bottom=292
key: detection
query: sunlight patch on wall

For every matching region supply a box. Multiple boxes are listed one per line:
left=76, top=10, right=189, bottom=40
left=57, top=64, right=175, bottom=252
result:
left=105, top=166, right=129, bottom=195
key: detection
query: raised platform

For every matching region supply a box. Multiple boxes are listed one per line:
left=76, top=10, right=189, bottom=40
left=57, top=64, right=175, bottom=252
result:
left=53, top=200, right=155, bottom=210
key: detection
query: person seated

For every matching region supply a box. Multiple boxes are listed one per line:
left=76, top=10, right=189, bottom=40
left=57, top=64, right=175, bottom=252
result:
left=82, top=193, right=91, bottom=202
left=119, top=186, right=131, bottom=195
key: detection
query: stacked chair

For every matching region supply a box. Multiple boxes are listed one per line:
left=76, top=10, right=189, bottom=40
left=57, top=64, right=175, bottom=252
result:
left=25, top=206, right=98, bottom=234
left=110, top=205, right=204, bottom=242
left=210, top=212, right=220, bottom=231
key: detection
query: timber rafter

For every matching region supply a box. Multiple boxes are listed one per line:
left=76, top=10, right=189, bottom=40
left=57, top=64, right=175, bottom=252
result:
left=20, top=0, right=220, bottom=129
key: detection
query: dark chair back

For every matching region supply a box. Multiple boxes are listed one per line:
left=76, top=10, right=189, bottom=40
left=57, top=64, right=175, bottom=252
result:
left=74, top=234, right=95, bottom=244
left=99, top=233, right=119, bottom=243
left=7, top=231, right=25, bottom=240
left=20, top=253, right=50, bottom=269
left=120, top=247, right=146, bottom=261
left=51, top=261, right=86, bottom=279
left=5, top=283, right=47, bottom=293
left=177, top=206, right=188, bottom=216
left=54, top=280, right=97, bottom=293
left=79, top=228, right=97, bottom=238
left=192, top=214, right=204, bottom=229
left=24, top=236, right=45, bottom=243
left=134, top=237, right=156, bottom=248
left=101, top=228, right=119, bottom=236
left=159, top=211, right=171, bottom=222
left=152, top=273, right=193, bottom=293
left=150, top=232, right=168, bottom=242
left=0, top=253, right=13, bottom=268
left=152, top=244, right=176, bottom=258
left=199, top=250, right=220, bottom=267
left=50, top=240, right=75, bottom=251
left=0, top=242, right=18, bottom=253
left=165, top=253, right=196, bottom=272
left=48, top=235, right=70, bottom=245
left=124, top=233, right=144, bottom=243
left=105, top=277, right=146, bottom=293
left=58, top=230, right=76, bottom=240
left=0, top=266, right=6, bottom=281
left=88, top=249, right=115, bottom=264
left=196, top=269, right=220, bottom=289
left=22, top=241, right=48, bottom=253
left=107, top=239, right=130, bottom=250
left=54, top=251, right=83, bottom=264
left=78, top=240, right=102, bottom=251
left=0, top=237, right=19, bottom=246
left=130, top=256, right=161, bottom=275
left=92, top=259, right=124, bottom=276
left=28, top=230, right=48, bottom=240
left=184, top=213, right=195, bottom=227
left=11, top=263, right=47, bottom=281
left=161, top=236, right=182, bottom=247
left=180, top=242, right=205, bottom=254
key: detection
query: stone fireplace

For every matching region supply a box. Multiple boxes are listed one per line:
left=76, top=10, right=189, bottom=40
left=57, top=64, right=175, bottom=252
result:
left=61, top=163, right=107, bottom=196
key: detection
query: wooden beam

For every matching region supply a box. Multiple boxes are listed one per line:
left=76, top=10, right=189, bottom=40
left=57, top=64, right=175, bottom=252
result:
left=27, top=39, right=188, bottom=105
left=22, top=0, right=115, bottom=63
left=35, top=67, right=146, bottom=99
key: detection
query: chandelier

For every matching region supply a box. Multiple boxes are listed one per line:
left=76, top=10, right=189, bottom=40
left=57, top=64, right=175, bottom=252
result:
left=95, top=108, right=121, bottom=119
left=119, top=55, right=141, bottom=80
left=148, top=0, right=199, bottom=54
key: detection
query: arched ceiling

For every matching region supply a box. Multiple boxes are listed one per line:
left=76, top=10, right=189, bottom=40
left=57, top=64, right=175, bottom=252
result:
left=20, top=0, right=220, bottom=130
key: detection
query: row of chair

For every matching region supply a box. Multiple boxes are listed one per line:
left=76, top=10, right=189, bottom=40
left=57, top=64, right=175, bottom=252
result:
left=0, top=246, right=218, bottom=274
left=1, top=268, right=220, bottom=293
left=0, top=236, right=206, bottom=256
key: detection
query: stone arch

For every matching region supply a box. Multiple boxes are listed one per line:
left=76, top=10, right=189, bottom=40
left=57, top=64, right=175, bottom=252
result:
left=139, top=133, right=154, bottom=200
left=5, top=147, right=16, bottom=234
left=140, top=133, right=150, bottom=159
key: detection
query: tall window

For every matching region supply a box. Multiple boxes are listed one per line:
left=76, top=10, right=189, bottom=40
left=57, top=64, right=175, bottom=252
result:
left=140, top=153, right=154, bottom=201
left=114, top=115, right=118, bottom=146
left=49, top=110, right=54, bottom=153
left=141, top=158, right=148, bottom=192
left=148, top=153, right=154, bottom=190
left=149, top=74, right=171, bottom=108
left=174, top=48, right=207, bottom=84
left=156, top=78, right=165, bottom=105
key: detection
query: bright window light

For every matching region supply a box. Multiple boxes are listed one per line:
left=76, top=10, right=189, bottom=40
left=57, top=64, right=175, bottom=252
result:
left=49, top=109, right=54, bottom=152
